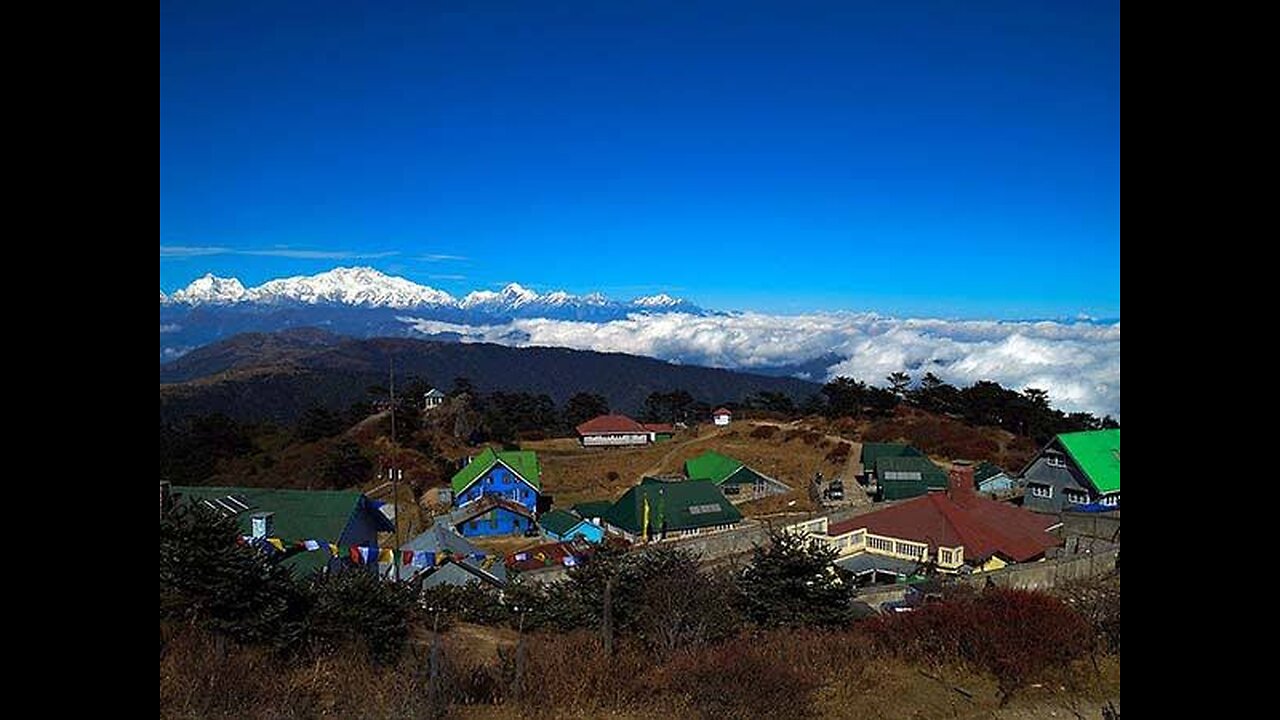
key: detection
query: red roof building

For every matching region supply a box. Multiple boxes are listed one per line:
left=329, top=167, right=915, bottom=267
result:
left=711, top=407, right=732, bottom=426
left=805, top=463, right=1061, bottom=572
left=576, top=414, right=671, bottom=447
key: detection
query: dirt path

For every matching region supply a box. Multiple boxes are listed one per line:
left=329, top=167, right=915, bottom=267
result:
left=639, top=425, right=732, bottom=477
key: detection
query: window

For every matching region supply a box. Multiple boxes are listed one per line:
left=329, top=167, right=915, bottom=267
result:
left=1045, top=455, right=1067, bottom=469
left=1102, top=494, right=1119, bottom=506
left=1063, top=489, right=1088, bottom=505
left=1030, top=484, right=1053, bottom=499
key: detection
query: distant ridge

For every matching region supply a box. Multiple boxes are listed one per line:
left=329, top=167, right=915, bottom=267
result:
left=159, top=330, right=820, bottom=424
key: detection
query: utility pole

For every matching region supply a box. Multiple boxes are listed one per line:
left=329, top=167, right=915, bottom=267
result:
left=390, top=357, right=400, bottom=582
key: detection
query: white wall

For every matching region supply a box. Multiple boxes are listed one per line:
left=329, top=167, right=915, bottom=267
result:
left=581, top=433, right=650, bottom=446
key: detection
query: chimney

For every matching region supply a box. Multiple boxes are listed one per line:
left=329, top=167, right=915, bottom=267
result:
left=159, top=481, right=172, bottom=520
left=948, top=461, right=976, bottom=500
left=250, top=511, right=275, bottom=540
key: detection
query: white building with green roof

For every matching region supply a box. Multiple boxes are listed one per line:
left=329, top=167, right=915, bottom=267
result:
left=1019, top=429, right=1120, bottom=512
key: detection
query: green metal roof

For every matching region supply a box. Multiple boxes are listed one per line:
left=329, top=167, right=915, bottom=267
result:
left=172, top=485, right=392, bottom=575
left=684, top=450, right=743, bottom=485
left=450, top=447, right=542, bottom=494
left=860, top=443, right=923, bottom=469
left=538, top=509, right=584, bottom=536
left=974, top=462, right=1006, bottom=484
left=874, top=456, right=948, bottom=489
left=879, top=479, right=928, bottom=500
left=570, top=500, right=612, bottom=519
left=604, top=481, right=743, bottom=535
left=721, top=465, right=769, bottom=487
left=1057, top=429, right=1120, bottom=494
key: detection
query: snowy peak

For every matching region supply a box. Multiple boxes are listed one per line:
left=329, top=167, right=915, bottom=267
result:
left=162, top=266, right=697, bottom=314
left=249, top=266, right=455, bottom=308
left=170, top=274, right=248, bottom=304
left=632, top=293, right=685, bottom=308
left=460, top=283, right=549, bottom=309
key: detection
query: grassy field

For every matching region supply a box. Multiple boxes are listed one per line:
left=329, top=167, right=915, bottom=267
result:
left=520, top=420, right=858, bottom=515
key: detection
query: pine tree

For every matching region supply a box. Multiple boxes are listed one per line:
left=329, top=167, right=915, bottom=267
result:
left=738, top=529, right=852, bottom=627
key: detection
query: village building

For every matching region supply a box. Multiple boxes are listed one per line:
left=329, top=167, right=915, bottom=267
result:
left=603, top=478, right=743, bottom=542
left=684, top=450, right=785, bottom=499
left=1020, top=429, right=1120, bottom=513
left=422, top=388, right=446, bottom=411
left=506, top=539, right=593, bottom=573
left=789, top=463, right=1061, bottom=584
left=538, top=508, right=606, bottom=543
left=570, top=500, right=612, bottom=525
left=858, top=442, right=925, bottom=482
left=576, top=414, right=673, bottom=447
left=398, top=523, right=507, bottom=588
left=452, top=447, right=541, bottom=511
left=450, top=448, right=541, bottom=536
left=711, top=407, right=733, bottom=426
left=974, top=461, right=1015, bottom=494
left=448, top=495, right=537, bottom=538
left=873, top=455, right=950, bottom=500
left=168, top=484, right=395, bottom=575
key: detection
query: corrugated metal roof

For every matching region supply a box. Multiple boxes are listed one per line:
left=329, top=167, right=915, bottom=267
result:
left=604, top=480, right=742, bottom=534
left=450, top=447, right=542, bottom=494
left=575, top=414, right=647, bottom=434
left=875, top=456, right=948, bottom=488
left=1057, top=430, right=1120, bottom=494
left=684, top=450, right=743, bottom=484
left=539, top=509, right=585, bottom=536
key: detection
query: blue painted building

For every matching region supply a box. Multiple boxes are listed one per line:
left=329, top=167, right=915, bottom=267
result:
left=449, top=495, right=537, bottom=538
left=974, top=462, right=1016, bottom=494
left=451, top=447, right=542, bottom=515
left=539, top=509, right=606, bottom=544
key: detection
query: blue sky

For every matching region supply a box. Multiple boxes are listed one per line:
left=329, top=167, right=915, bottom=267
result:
left=161, top=0, right=1119, bottom=319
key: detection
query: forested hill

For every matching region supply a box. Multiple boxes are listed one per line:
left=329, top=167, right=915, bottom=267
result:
left=159, top=330, right=820, bottom=424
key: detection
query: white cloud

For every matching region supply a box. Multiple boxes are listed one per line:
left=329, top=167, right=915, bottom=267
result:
left=160, top=323, right=181, bottom=333
left=397, top=312, right=1120, bottom=418
left=160, top=245, right=399, bottom=259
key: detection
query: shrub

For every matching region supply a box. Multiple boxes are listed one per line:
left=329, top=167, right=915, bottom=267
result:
left=825, top=441, right=852, bottom=464
left=159, top=504, right=309, bottom=651
left=307, top=569, right=416, bottom=664
left=750, top=424, right=779, bottom=440
left=866, top=587, right=1092, bottom=705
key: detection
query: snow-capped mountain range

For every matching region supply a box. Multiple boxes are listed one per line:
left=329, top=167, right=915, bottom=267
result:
left=160, top=267, right=703, bottom=361
left=161, top=266, right=692, bottom=312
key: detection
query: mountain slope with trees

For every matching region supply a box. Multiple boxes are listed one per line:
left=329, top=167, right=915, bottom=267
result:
left=159, top=331, right=822, bottom=424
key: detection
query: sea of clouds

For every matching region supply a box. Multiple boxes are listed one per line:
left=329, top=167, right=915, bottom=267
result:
left=397, top=312, right=1120, bottom=419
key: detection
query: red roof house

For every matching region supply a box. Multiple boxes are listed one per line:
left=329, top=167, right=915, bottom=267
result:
left=576, top=414, right=670, bottom=447
left=824, top=463, right=1061, bottom=568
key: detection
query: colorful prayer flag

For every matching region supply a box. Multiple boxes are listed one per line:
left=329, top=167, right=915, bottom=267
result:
left=303, top=540, right=322, bottom=551
left=378, top=548, right=393, bottom=563
left=267, top=538, right=285, bottom=552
